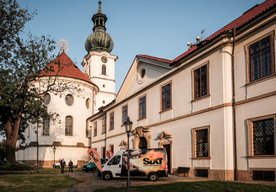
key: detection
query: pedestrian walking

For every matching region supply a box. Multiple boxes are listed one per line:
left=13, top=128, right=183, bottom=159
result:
left=60, top=159, right=66, bottom=173
left=69, top=160, right=73, bottom=172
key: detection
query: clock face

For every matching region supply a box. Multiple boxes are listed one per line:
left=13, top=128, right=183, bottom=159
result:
left=101, top=56, right=108, bottom=63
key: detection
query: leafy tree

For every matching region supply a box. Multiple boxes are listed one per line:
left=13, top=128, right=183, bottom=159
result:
left=0, top=0, right=73, bottom=163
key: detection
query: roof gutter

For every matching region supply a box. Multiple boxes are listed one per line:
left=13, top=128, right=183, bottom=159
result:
left=231, top=28, right=238, bottom=181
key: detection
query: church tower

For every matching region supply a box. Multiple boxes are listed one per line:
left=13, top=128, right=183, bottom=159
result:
left=82, top=0, right=117, bottom=111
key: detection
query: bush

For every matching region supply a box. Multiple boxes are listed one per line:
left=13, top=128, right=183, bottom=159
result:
left=0, top=162, right=34, bottom=171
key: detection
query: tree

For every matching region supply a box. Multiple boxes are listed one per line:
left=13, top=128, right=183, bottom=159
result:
left=0, top=0, right=72, bottom=163
left=0, top=140, right=7, bottom=162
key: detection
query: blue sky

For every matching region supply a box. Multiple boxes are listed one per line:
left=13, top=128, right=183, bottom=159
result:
left=18, top=0, right=262, bottom=91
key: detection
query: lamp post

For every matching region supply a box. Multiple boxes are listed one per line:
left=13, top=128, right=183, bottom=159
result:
left=124, top=116, right=133, bottom=192
left=53, top=146, right=56, bottom=167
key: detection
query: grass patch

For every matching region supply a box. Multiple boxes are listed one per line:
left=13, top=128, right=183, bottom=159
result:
left=37, top=167, right=82, bottom=174
left=94, top=181, right=276, bottom=192
left=0, top=173, right=80, bottom=192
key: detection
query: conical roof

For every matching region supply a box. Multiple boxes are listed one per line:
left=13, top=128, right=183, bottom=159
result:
left=39, top=52, right=93, bottom=85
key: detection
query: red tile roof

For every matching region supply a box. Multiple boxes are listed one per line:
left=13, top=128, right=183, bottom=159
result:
left=173, top=0, right=275, bottom=63
left=136, top=54, right=172, bottom=64
left=39, top=52, right=93, bottom=85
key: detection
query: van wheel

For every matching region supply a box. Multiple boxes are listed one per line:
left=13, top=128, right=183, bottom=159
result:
left=148, top=172, right=158, bottom=181
left=103, top=172, right=112, bottom=180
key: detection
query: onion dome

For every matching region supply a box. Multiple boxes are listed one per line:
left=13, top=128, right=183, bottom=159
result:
left=85, top=0, right=114, bottom=53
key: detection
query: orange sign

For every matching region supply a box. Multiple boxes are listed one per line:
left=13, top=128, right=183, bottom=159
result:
left=87, top=148, right=102, bottom=172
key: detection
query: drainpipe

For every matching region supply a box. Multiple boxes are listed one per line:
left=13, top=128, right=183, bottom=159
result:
left=231, top=28, right=237, bottom=181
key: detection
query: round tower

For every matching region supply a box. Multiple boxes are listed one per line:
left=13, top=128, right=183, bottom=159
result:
left=83, top=0, right=117, bottom=111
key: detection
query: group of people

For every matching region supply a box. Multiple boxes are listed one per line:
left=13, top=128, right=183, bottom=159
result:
left=59, top=159, right=74, bottom=173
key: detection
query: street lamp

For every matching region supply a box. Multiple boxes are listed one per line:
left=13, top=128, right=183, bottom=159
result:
left=124, top=116, right=133, bottom=192
left=53, top=146, right=56, bottom=167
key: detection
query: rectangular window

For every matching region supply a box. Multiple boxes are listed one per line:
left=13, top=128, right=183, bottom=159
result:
left=102, top=115, right=106, bottom=134
left=139, top=96, right=146, bottom=119
left=102, top=146, right=106, bottom=159
left=248, top=35, right=274, bottom=82
left=194, top=64, right=209, bottom=99
left=102, top=64, right=106, bottom=75
left=109, top=112, right=114, bottom=131
left=42, top=117, right=50, bottom=136
left=195, top=169, right=208, bottom=178
left=161, top=82, right=172, bottom=111
left=122, top=105, right=128, bottom=125
left=253, top=171, right=275, bottom=182
left=86, top=126, right=92, bottom=138
left=253, top=118, right=274, bottom=155
left=93, top=121, right=97, bottom=137
left=109, top=144, right=114, bottom=154
left=192, top=127, right=209, bottom=158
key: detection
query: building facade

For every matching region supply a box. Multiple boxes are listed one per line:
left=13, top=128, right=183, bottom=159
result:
left=16, top=1, right=117, bottom=167
left=88, top=0, right=276, bottom=182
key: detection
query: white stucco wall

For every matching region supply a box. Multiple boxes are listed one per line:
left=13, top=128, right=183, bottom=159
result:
left=89, top=20, right=276, bottom=177
left=89, top=40, right=237, bottom=172
left=16, top=77, right=96, bottom=164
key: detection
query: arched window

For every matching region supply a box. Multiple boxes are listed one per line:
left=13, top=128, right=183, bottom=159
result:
left=102, top=64, right=106, bottom=75
left=65, top=116, right=73, bottom=136
left=86, top=98, right=91, bottom=109
left=43, top=117, right=50, bottom=135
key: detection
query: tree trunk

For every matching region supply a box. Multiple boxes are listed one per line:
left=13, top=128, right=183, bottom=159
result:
left=4, top=117, right=21, bottom=164
left=6, top=140, right=16, bottom=163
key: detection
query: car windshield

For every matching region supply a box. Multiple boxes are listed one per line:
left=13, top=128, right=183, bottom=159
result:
left=86, top=159, right=107, bottom=165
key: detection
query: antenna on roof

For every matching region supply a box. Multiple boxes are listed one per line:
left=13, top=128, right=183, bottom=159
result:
left=187, top=28, right=206, bottom=49
left=59, top=39, right=69, bottom=53
left=200, top=28, right=206, bottom=40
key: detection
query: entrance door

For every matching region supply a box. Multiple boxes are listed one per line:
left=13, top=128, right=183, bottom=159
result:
left=163, top=144, right=171, bottom=174
left=139, top=137, right=147, bottom=149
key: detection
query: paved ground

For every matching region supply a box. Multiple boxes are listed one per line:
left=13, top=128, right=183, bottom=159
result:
left=56, top=172, right=208, bottom=192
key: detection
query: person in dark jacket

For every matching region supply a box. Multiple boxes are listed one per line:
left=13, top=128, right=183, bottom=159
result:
left=68, top=160, right=73, bottom=172
left=60, top=159, right=66, bottom=173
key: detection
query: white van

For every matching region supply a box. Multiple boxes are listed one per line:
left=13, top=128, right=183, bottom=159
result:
left=101, top=148, right=168, bottom=181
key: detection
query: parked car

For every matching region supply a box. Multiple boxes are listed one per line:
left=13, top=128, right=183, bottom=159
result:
left=53, top=162, right=61, bottom=168
left=15, top=161, right=25, bottom=165
left=53, top=161, right=77, bottom=169
left=82, top=159, right=108, bottom=172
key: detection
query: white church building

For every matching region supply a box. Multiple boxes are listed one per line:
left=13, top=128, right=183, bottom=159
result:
left=16, top=0, right=117, bottom=167
left=17, top=0, right=276, bottom=182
